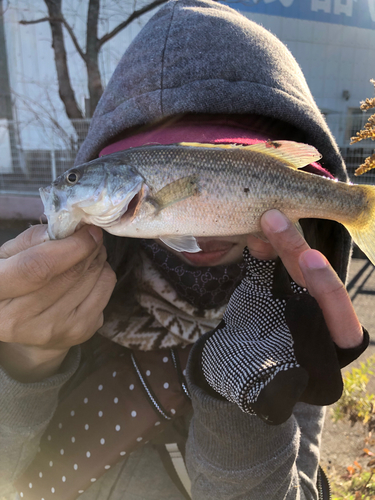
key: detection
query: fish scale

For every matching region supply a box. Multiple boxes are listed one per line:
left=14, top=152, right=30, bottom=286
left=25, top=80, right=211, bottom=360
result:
left=39, top=141, right=375, bottom=264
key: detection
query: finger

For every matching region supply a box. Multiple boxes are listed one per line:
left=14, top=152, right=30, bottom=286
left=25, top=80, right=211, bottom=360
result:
left=0, top=225, right=103, bottom=300
left=47, top=245, right=109, bottom=312
left=299, top=249, right=363, bottom=349
left=58, top=262, right=117, bottom=347
left=246, top=234, right=277, bottom=261
left=3, top=252, right=112, bottom=347
left=261, top=210, right=310, bottom=286
left=6, top=245, right=107, bottom=321
left=0, top=225, right=49, bottom=258
left=75, top=262, right=117, bottom=328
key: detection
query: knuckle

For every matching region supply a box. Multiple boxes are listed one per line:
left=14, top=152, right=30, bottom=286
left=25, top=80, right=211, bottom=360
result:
left=323, top=281, right=347, bottom=300
left=18, top=251, right=56, bottom=284
left=102, top=265, right=117, bottom=287
left=0, top=241, right=12, bottom=259
left=290, top=234, right=308, bottom=254
left=96, top=313, right=104, bottom=330
left=63, top=259, right=87, bottom=281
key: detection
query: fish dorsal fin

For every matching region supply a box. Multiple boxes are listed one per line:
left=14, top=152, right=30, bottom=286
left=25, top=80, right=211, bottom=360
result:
left=159, top=235, right=201, bottom=253
left=152, top=175, right=199, bottom=210
left=179, top=141, right=322, bottom=170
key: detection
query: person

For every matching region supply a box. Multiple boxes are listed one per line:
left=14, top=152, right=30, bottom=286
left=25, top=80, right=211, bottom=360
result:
left=0, top=0, right=368, bottom=498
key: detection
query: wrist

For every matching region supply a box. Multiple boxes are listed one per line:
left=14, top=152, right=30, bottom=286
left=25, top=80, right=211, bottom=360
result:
left=0, top=342, right=69, bottom=382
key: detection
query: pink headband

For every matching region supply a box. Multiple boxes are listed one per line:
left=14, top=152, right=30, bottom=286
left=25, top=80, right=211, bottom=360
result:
left=99, top=123, right=333, bottom=178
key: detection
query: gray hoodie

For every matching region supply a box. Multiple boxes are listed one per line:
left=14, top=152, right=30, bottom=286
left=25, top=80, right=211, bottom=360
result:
left=1, top=1, right=350, bottom=498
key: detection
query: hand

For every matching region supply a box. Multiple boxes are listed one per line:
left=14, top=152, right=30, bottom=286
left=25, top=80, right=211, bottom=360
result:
left=201, top=211, right=367, bottom=424
left=0, top=225, right=117, bottom=382
left=251, top=209, right=363, bottom=350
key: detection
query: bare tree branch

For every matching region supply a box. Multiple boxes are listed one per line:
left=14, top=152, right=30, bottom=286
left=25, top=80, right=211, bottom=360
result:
left=20, top=15, right=86, bottom=62
left=98, top=0, right=168, bottom=47
left=43, top=0, right=84, bottom=124
left=20, top=17, right=55, bottom=25
left=60, top=16, right=86, bottom=61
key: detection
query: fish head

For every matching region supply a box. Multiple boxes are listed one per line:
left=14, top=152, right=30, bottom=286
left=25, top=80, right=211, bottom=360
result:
left=39, top=156, right=144, bottom=239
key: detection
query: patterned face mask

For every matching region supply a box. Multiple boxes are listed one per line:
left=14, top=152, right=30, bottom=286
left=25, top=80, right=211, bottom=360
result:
left=140, top=240, right=246, bottom=312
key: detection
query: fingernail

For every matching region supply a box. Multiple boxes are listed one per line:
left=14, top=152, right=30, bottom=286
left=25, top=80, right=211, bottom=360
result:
left=40, top=226, right=50, bottom=242
left=262, top=210, right=288, bottom=233
left=300, top=249, right=329, bottom=269
left=88, top=226, right=103, bottom=244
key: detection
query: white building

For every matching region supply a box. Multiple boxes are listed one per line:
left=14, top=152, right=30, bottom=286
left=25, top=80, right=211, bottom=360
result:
left=228, top=0, right=375, bottom=151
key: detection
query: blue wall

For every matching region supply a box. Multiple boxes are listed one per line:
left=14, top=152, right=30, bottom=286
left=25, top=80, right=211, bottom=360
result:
left=226, top=0, right=375, bottom=30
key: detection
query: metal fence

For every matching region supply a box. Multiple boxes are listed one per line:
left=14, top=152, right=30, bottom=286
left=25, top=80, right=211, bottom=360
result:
left=0, top=115, right=374, bottom=196
left=0, top=119, right=91, bottom=195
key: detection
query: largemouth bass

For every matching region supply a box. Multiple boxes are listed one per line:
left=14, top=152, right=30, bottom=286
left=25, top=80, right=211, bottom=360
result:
left=39, top=141, right=375, bottom=264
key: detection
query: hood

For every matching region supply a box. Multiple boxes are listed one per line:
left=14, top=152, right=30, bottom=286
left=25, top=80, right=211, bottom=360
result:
left=76, top=0, right=352, bottom=281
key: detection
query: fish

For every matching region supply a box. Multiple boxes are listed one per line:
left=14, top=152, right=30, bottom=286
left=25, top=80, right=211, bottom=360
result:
left=39, top=141, right=375, bottom=264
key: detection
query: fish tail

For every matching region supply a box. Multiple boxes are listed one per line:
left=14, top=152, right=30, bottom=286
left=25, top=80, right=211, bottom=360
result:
left=345, top=184, right=375, bottom=265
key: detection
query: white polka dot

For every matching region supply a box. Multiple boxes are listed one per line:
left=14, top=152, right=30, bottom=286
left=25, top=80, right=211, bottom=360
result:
left=129, top=384, right=134, bottom=390
left=83, top=397, right=88, bottom=404
left=86, top=451, right=91, bottom=458
left=51, top=487, right=55, bottom=493
left=155, top=421, right=161, bottom=426
left=39, top=472, right=43, bottom=478
left=49, top=461, right=53, bottom=467
left=170, top=408, right=176, bottom=415
left=114, top=397, right=119, bottom=404
left=100, top=438, right=105, bottom=445
left=98, top=384, right=103, bottom=391
left=104, top=465, right=111, bottom=469
left=20, top=494, right=23, bottom=498
left=70, top=410, right=75, bottom=416
left=62, top=476, right=66, bottom=482
left=60, top=449, right=64, bottom=455
left=120, top=451, right=126, bottom=456
left=163, top=356, right=169, bottom=363
left=163, top=382, right=169, bottom=389
left=183, top=369, right=186, bottom=376
left=74, top=464, right=78, bottom=470
left=47, top=435, right=51, bottom=441
left=85, top=424, right=89, bottom=430
left=112, top=371, right=117, bottom=377
left=28, top=483, right=32, bottom=488
left=146, top=370, right=151, bottom=376
left=115, top=425, right=121, bottom=431
left=58, top=423, right=62, bottom=429
left=71, top=436, right=76, bottom=443
left=90, top=478, right=96, bottom=482
left=98, top=411, right=103, bottom=417
left=131, top=410, right=137, bottom=417
left=78, top=490, right=84, bottom=494
left=136, top=437, right=143, bottom=442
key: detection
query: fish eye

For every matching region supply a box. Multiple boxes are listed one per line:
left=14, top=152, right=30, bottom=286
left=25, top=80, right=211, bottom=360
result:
left=66, top=170, right=80, bottom=185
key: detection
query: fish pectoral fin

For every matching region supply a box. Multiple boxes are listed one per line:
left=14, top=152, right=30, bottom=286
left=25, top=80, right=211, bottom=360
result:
left=152, top=176, right=199, bottom=211
left=252, top=231, right=269, bottom=243
left=294, top=221, right=304, bottom=237
left=178, top=141, right=321, bottom=169
left=159, top=235, right=201, bottom=253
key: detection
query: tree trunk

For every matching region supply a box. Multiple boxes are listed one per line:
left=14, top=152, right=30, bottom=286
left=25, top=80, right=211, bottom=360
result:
left=44, top=0, right=83, bottom=122
left=86, top=0, right=103, bottom=117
